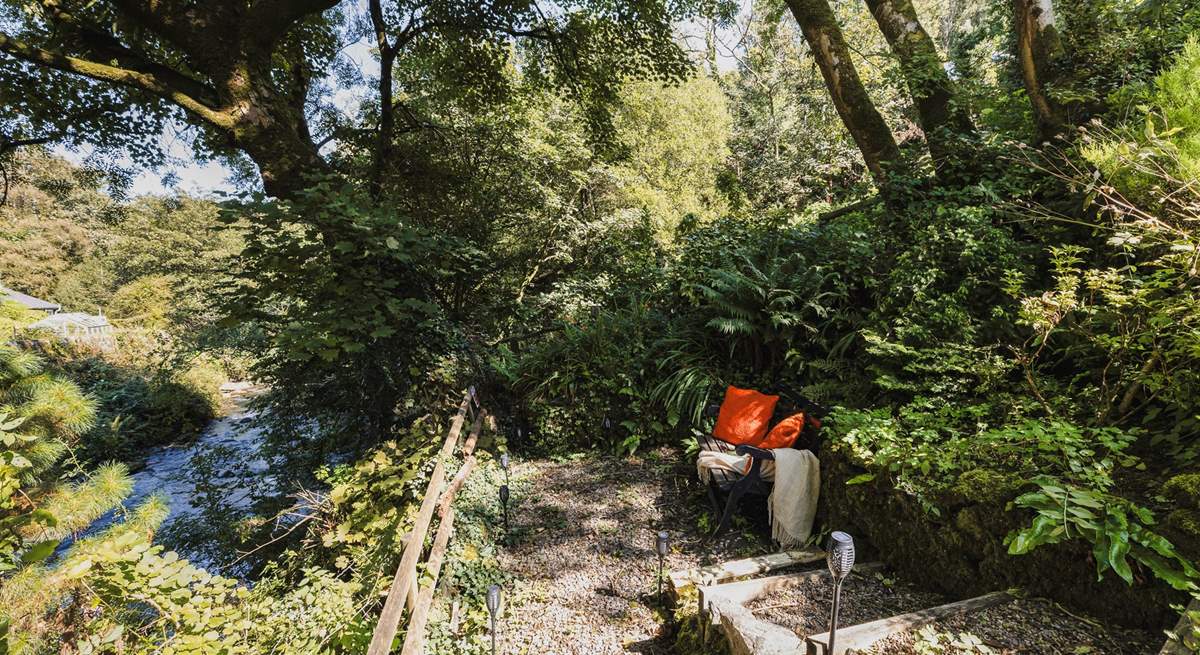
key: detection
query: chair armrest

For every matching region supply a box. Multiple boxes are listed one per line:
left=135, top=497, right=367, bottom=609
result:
left=735, top=444, right=775, bottom=460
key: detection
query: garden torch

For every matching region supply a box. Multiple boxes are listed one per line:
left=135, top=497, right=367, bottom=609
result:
left=826, top=531, right=855, bottom=655
left=499, top=452, right=510, bottom=485
left=656, top=530, right=669, bottom=606
left=486, top=584, right=501, bottom=655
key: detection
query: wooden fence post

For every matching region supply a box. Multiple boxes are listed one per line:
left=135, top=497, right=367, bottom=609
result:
left=399, top=410, right=486, bottom=655
left=365, top=392, right=472, bottom=655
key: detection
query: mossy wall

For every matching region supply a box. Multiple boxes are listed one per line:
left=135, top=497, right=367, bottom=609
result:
left=818, top=450, right=1188, bottom=630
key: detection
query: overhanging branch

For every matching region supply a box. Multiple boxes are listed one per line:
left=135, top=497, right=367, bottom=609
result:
left=37, top=0, right=219, bottom=107
left=0, top=136, right=55, bottom=156
left=0, top=32, right=231, bottom=129
left=251, top=0, right=343, bottom=46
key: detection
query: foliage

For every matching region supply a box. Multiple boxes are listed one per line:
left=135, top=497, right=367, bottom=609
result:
left=1006, top=477, right=1197, bottom=591
left=0, top=345, right=99, bottom=569
left=508, top=299, right=671, bottom=455
left=0, top=345, right=206, bottom=653
left=0, top=299, right=38, bottom=333
left=44, top=338, right=222, bottom=465
left=224, top=181, right=467, bottom=464
left=608, top=75, right=732, bottom=240
left=107, top=275, right=175, bottom=330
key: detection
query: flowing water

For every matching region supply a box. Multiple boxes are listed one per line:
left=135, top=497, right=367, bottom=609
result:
left=83, top=381, right=273, bottom=573
left=122, top=381, right=271, bottom=521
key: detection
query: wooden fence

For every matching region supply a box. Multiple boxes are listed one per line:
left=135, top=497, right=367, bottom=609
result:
left=367, top=386, right=489, bottom=655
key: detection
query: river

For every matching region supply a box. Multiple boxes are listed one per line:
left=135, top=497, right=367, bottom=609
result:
left=84, top=381, right=273, bottom=574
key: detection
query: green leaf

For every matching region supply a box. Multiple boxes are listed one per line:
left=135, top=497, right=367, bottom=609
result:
left=1108, top=536, right=1133, bottom=584
left=19, top=540, right=59, bottom=565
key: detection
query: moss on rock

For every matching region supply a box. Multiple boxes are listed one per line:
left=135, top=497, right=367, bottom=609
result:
left=1164, top=473, right=1200, bottom=510
left=672, top=587, right=732, bottom=655
left=951, top=468, right=1024, bottom=505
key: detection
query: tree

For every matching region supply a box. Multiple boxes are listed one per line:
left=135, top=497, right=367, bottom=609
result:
left=0, top=0, right=342, bottom=198
left=0, top=345, right=152, bottom=650
left=1013, top=0, right=1067, bottom=142
left=862, top=0, right=975, bottom=174
left=0, top=0, right=711, bottom=200
left=783, top=0, right=900, bottom=187
left=723, top=9, right=880, bottom=209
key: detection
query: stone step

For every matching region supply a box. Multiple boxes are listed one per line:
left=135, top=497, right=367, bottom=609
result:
left=669, top=547, right=825, bottom=599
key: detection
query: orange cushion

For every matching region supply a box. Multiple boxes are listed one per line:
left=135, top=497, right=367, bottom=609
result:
left=759, top=412, right=806, bottom=449
left=713, top=386, right=779, bottom=446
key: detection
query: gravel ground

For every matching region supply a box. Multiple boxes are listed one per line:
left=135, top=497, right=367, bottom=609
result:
left=861, top=597, right=1163, bottom=655
left=490, top=448, right=1164, bottom=655
left=746, top=570, right=949, bottom=640
left=496, top=447, right=777, bottom=655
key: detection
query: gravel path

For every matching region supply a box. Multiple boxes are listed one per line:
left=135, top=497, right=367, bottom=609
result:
left=497, top=447, right=774, bottom=654
left=861, top=597, right=1162, bottom=654
left=490, top=448, right=1163, bottom=655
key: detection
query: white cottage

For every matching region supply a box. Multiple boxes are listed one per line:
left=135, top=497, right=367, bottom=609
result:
left=29, top=312, right=114, bottom=343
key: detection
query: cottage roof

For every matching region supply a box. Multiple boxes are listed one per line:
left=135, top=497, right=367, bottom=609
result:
left=0, top=285, right=61, bottom=312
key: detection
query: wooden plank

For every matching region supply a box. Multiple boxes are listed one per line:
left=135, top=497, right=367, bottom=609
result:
left=397, top=410, right=486, bottom=654
left=366, top=391, right=472, bottom=655
left=1161, top=597, right=1200, bottom=655
left=670, top=548, right=825, bottom=597
left=700, top=562, right=886, bottom=626
left=805, top=591, right=1015, bottom=655
left=437, top=411, right=485, bottom=519
left=405, top=562, right=418, bottom=612
left=398, top=507, right=456, bottom=655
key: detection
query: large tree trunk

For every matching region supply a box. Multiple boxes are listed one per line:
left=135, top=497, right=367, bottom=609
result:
left=1014, top=0, right=1067, bottom=143
left=228, top=79, right=332, bottom=199
left=863, top=0, right=974, bottom=175
left=784, top=0, right=900, bottom=188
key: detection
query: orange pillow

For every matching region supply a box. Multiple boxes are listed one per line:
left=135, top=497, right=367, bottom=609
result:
left=713, top=386, right=779, bottom=445
left=759, top=412, right=806, bottom=449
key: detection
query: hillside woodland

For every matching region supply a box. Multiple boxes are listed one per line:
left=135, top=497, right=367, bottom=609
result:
left=0, top=0, right=1199, bottom=652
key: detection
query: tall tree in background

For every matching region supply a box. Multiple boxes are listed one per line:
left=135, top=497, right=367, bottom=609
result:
left=862, top=0, right=975, bottom=174
left=783, top=0, right=900, bottom=187
left=1013, top=0, right=1067, bottom=142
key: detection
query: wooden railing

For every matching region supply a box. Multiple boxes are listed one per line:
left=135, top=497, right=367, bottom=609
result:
left=367, top=386, right=489, bottom=655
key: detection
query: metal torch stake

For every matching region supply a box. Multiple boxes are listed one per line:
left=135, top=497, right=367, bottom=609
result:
left=826, top=531, right=855, bottom=655
left=657, top=556, right=663, bottom=603
left=829, top=578, right=844, bottom=654
left=656, top=531, right=669, bottom=608
left=499, top=484, right=510, bottom=540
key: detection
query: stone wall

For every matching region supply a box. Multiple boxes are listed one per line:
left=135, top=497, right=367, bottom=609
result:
left=817, top=449, right=1187, bottom=630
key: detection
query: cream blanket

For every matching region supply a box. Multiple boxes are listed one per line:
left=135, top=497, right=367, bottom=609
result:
left=697, top=447, right=820, bottom=547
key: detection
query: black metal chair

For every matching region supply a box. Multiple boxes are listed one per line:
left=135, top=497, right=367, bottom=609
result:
left=699, top=393, right=827, bottom=538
